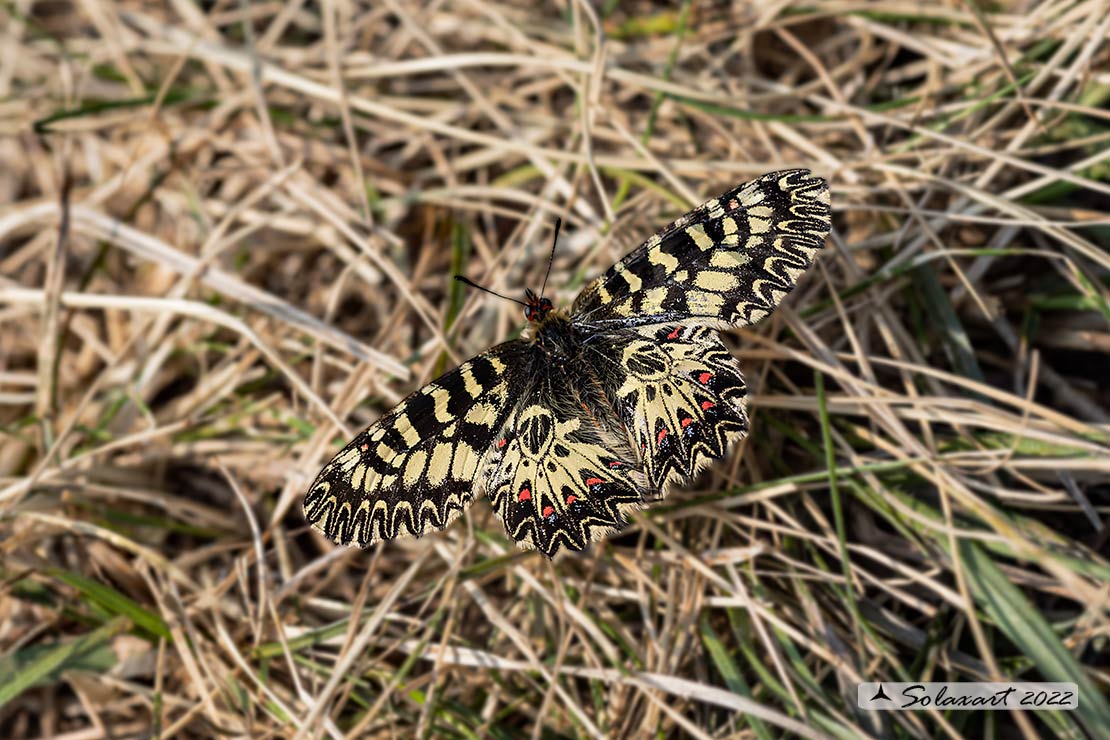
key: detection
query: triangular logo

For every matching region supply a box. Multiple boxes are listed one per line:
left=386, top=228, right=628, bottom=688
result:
left=870, top=684, right=892, bottom=702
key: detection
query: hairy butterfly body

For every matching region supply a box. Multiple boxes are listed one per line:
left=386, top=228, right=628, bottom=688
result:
left=304, top=170, right=831, bottom=557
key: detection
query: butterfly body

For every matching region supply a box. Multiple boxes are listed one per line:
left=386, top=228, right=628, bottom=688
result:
left=523, top=309, right=579, bottom=363
left=304, top=170, right=831, bottom=557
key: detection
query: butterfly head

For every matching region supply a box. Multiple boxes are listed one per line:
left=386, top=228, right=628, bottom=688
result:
left=523, top=288, right=554, bottom=323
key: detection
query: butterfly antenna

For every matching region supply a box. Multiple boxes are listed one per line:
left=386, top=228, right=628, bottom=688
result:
left=454, top=275, right=528, bottom=306
left=539, top=217, right=561, bottom=299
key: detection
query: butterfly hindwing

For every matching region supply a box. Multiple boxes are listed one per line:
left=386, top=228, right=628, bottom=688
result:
left=485, top=386, right=648, bottom=557
left=572, top=169, right=830, bottom=328
left=593, top=323, right=749, bottom=489
left=304, top=342, right=524, bottom=547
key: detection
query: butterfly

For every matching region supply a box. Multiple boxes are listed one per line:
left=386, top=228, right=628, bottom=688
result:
left=304, top=170, right=831, bottom=557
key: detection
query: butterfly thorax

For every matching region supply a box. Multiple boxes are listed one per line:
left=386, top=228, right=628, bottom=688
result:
left=522, top=305, right=577, bottom=358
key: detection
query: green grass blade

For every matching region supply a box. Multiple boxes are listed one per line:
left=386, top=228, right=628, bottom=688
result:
left=0, top=616, right=130, bottom=706
left=958, top=540, right=1110, bottom=736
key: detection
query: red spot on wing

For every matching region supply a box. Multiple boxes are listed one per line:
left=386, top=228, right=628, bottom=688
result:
left=608, top=460, right=623, bottom=468
left=657, top=428, right=668, bottom=444
left=585, top=477, right=603, bottom=486
left=518, top=488, right=531, bottom=502
left=681, top=417, right=694, bottom=428
left=666, top=326, right=681, bottom=340
left=701, top=401, right=715, bottom=410
left=542, top=505, right=555, bottom=518
left=698, top=372, right=712, bottom=384
left=359, top=443, right=369, bottom=451
left=566, top=495, right=577, bottom=505
left=497, top=438, right=507, bottom=448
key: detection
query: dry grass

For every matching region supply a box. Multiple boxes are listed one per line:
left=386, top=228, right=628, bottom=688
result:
left=2, top=1, right=1109, bottom=738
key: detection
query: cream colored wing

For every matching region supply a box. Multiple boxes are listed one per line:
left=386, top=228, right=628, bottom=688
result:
left=303, top=341, right=526, bottom=548
left=572, top=169, right=830, bottom=328
left=592, top=323, right=750, bottom=490
left=484, top=400, right=649, bottom=558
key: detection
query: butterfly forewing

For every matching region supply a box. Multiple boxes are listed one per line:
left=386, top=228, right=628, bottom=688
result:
left=304, top=342, right=525, bottom=547
left=572, top=169, right=830, bottom=328
left=305, top=169, right=831, bottom=557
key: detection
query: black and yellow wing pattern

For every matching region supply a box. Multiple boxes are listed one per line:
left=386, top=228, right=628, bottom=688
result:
left=305, top=169, right=831, bottom=557
left=303, top=344, right=524, bottom=547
